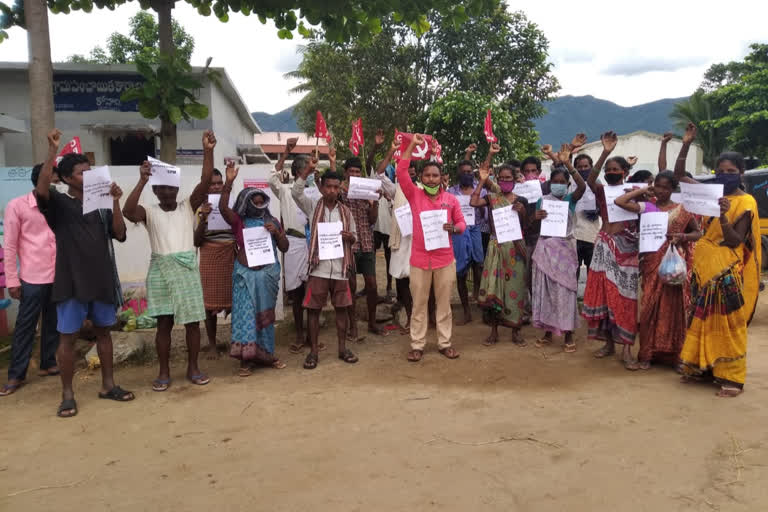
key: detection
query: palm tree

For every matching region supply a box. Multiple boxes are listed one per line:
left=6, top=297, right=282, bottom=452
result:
left=670, top=90, right=727, bottom=169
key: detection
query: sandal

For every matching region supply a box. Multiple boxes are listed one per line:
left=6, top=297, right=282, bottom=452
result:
left=593, top=346, right=615, bottom=359
left=438, top=347, right=460, bottom=359
left=98, top=386, right=135, bottom=402
left=238, top=367, right=253, bottom=378
left=564, top=343, right=577, bottom=353
left=511, top=335, right=528, bottom=347
left=534, top=338, right=552, bottom=348
left=624, top=361, right=651, bottom=371
left=152, top=379, right=171, bottom=392
left=187, top=373, right=210, bottom=386
left=271, top=359, right=287, bottom=370
left=0, top=381, right=23, bottom=397
left=680, top=374, right=705, bottom=384
left=407, top=349, right=423, bottom=362
left=57, top=398, right=78, bottom=418
left=303, top=352, right=318, bottom=370
left=716, top=386, right=743, bottom=398
left=338, top=349, right=358, bottom=364
left=483, top=335, right=498, bottom=346
left=39, top=367, right=60, bottom=377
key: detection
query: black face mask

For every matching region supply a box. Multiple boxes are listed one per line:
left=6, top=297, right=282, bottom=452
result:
left=604, top=173, right=623, bottom=185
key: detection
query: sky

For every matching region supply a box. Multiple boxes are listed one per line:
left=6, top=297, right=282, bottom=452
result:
left=0, top=0, right=766, bottom=115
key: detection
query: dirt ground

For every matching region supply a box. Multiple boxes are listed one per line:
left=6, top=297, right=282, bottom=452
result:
left=2, top=257, right=768, bottom=511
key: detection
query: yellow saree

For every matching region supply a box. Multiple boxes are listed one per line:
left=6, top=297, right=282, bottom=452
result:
left=679, top=193, right=762, bottom=387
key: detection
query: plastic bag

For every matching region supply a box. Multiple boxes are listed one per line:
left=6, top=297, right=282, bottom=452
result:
left=136, top=312, right=157, bottom=330
left=658, top=244, right=686, bottom=285
left=118, top=309, right=137, bottom=332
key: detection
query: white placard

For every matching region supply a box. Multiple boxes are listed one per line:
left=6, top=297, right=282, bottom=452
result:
left=82, top=166, right=113, bottom=214
left=147, top=156, right=182, bottom=187
left=680, top=182, right=723, bottom=217
left=639, top=211, right=669, bottom=253
left=603, top=185, right=639, bottom=223
left=242, top=226, right=276, bottom=267
left=206, top=194, right=235, bottom=231
left=539, top=199, right=569, bottom=238
left=304, top=185, right=322, bottom=202
left=420, top=209, right=449, bottom=251
left=347, top=176, right=382, bottom=200
left=514, top=180, right=543, bottom=203
left=670, top=192, right=682, bottom=204
left=492, top=205, right=523, bottom=243
left=576, top=186, right=597, bottom=212
left=458, top=195, right=475, bottom=226
left=317, top=221, right=344, bottom=260
left=394, top=204, right=413, bottom=237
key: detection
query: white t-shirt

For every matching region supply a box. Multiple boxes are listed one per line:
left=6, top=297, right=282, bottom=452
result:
left=143, top=198, right=196, bottom=255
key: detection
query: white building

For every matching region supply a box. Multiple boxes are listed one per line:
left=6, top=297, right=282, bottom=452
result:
left=575, top=130, right=708, bottom=176
left=0, top=61, right=268, bottom=167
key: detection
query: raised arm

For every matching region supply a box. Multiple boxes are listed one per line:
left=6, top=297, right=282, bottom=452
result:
left=291, top=157, right=316, bottom=217
left=614, top=186, right=648, bottom=214
left=396, top=133, right=424, bottom=201
left=470, top=163, right=492, bottom=208
left=366, top=129, right=384, bottom=175
left=588, top=131, right=617, bottom=193
left=109, top=182, right=127, bottom=241
left=194, top=202, right=212, bottom=248
left=375, top=159, right=396, bottom=200
left=674, top=123, right=699, bottom=184
left=35, top=129, right=62, bottom=202
left=658, top=132, right=673, bottom=171
left=559, top=144, right=586, bottom=201
left=219, top=162, right=240, bottom=226
left=122, top=161, right=150, bottom=223
left=189, top=130, right=217, bottom=211
left=464, top=143, right=478, bottom=163
left=270, top=137, right=298, bottom=193
left=376, top=139, right=398, bottom=177
left=482, top=143, right=502, bottom=191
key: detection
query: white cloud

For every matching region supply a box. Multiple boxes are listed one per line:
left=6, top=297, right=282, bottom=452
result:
left=0, top=0, right=766, bottom=113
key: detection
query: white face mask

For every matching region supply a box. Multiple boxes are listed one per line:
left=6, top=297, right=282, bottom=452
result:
left=54, top=182, right=69, bottom=193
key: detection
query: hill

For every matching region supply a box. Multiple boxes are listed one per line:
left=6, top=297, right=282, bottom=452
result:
left=251, top=95, right=685, bottom=142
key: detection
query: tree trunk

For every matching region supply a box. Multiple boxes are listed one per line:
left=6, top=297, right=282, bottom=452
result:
left=152, top=0, right=177, bottom=163
left=25, top=0, right=55, bottom=163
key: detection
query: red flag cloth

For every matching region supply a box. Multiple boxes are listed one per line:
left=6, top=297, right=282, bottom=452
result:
left=349, top=118, right=364, bottom=156
left=394, top=131, right=435, bottom=161
left=314, top=111, right=330, bottom=140
left=56, top=136, right=82, bottom=164
left=431, top=139, right=443, bottom=165
left=483, top=109, right=497, bottom=143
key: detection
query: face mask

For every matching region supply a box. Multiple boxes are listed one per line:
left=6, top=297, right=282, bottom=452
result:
left=458, top=173, right=474, bottom=187
left=714, top=173, right=741, bottom=195
left=423, top=183, right=440, bottom=196
left=54, top=182, right=69, bottom=193
left=578, top=170, right=591, bottom=181
left=551, top=183, right=568, bottom=198
left=525, top=173, right=539, bottom=181
left=499, top=181, right=516, bottom=194
left=604, top=173, right=623, bottom=185
left=306, top=174, right=315, bottom=187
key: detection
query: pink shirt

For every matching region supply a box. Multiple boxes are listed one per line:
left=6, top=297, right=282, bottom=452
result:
left=3, top=192, right=56, bottom=287
left=396, top=158, right=466, bottom=270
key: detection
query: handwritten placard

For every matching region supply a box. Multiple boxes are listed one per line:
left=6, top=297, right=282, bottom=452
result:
left=492, top=205, right=523, bottom=243
left=458, top=195, right=475, bottom=226
left=317, top=221, right=344, bottom=260
left=243, top=226, right=275, bottom=267
left=348, top=176, right=382, bottom=200
left=680, top=182, right=723, bottom=217
left=576, top=186, right=597, bottom=212
left=394, top=204, right=413, bottom=237
left=639, top=211, right=669, bottom=253
left=83, top=166, right=113, bottom=214
left=420, top=209, right=449, bottom=251
left=206, top=194, right=235, bottom=231
left=514, top=180, right=543, bottom=203
left=540, top=199, right=569, bottom=238
left=148, top=156, right=181, bottom=187
left=603, top=185, right=639, bottom=223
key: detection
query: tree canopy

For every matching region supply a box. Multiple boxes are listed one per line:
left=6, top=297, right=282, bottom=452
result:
left=66, top=11, right=194, bottom=64
left=289, top=2, right=558, bottom=164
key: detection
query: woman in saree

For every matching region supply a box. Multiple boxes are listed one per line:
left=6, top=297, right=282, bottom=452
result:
left=674, top=124, right=761, bottom=397
left=531, top=145, right=587, bottom=353
left=220, top=163, right=289, bottom=377
left=470, top=161, right=529, bottom=346
left=582, top=132, right=639, bottom=366
left=614, top=171, right=701, bottom=370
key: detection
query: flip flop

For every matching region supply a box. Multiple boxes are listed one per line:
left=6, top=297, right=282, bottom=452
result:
left=303, top=352, right=318, bottom=370
left=152, top=378, right=171, bottom=392
left=338, top=349, right=359, bottom=364
left=0, top=382, right=23, bottom=397
left=438, top=347, right=460, bottom=359
left=238, top=367, right=253, bottom=377
left=407, top=349, right=423, bottom=362
left=57, top=398, right=78, bottom=418
left=271, top=359, right=287, bottom=369
left=564, top=343, right=577, bottom=353
left=187, top=374, right=210, bottom=386
left=98, top=386, right=135, bottom=401
left=534, top=338, right=552, bottom=348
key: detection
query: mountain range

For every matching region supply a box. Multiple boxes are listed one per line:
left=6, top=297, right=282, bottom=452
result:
left=252, top=95, right=685, bottom=144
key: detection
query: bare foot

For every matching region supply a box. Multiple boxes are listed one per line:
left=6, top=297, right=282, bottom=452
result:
left=483, top=334, right=498, bottom=346
left=511, top=331, right=528, bottom=347
left=625, top=361, right=651, bottom=371
left=716, top=386, right=743, bottom=398
left=593, top=344, right=615, bottom=359
left=202, top=344, right=221, bottom=360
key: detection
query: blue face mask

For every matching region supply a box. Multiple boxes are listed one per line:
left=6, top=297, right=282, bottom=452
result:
left=713, top=173, right=741, bottom=195
left=550, top=183, right=568, bottom=198
left=306, top=174, right=315, bottom=187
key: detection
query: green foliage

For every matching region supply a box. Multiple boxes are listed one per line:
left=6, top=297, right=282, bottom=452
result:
left=424, top=91, right=539, bottom=172
left=1, top=0, right=496, bottom=44
left=120, top=52, right=215, bottom=124
left=671, top=90, right=728, bottom=169
left=290, top=3, right=556, bottom=164
left=65, top=11, right=194, bottom=64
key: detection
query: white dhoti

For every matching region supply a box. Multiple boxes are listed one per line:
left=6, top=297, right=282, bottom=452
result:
left=284, top=235, right=309, bottom=291
left=389, top=235, right=412, bottom=279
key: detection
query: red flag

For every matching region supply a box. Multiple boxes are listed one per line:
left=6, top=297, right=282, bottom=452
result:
left=314, top=111, right=330, bottom=140
left=394, top=131, right=435, bottom=161
left=56, top=136, right=82, bottom=164
left=349, top=118, right=364, bottom=156
left=483, top=109, right=497, bottom=143
left=431, top=139, right=443, bottom=165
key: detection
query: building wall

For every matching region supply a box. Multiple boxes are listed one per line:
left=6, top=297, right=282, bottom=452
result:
left=0, top=68, right=248, bottom=169
left=0, top=163, right=283, bottom=329
left=0, top=135, right=6, bottom=167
